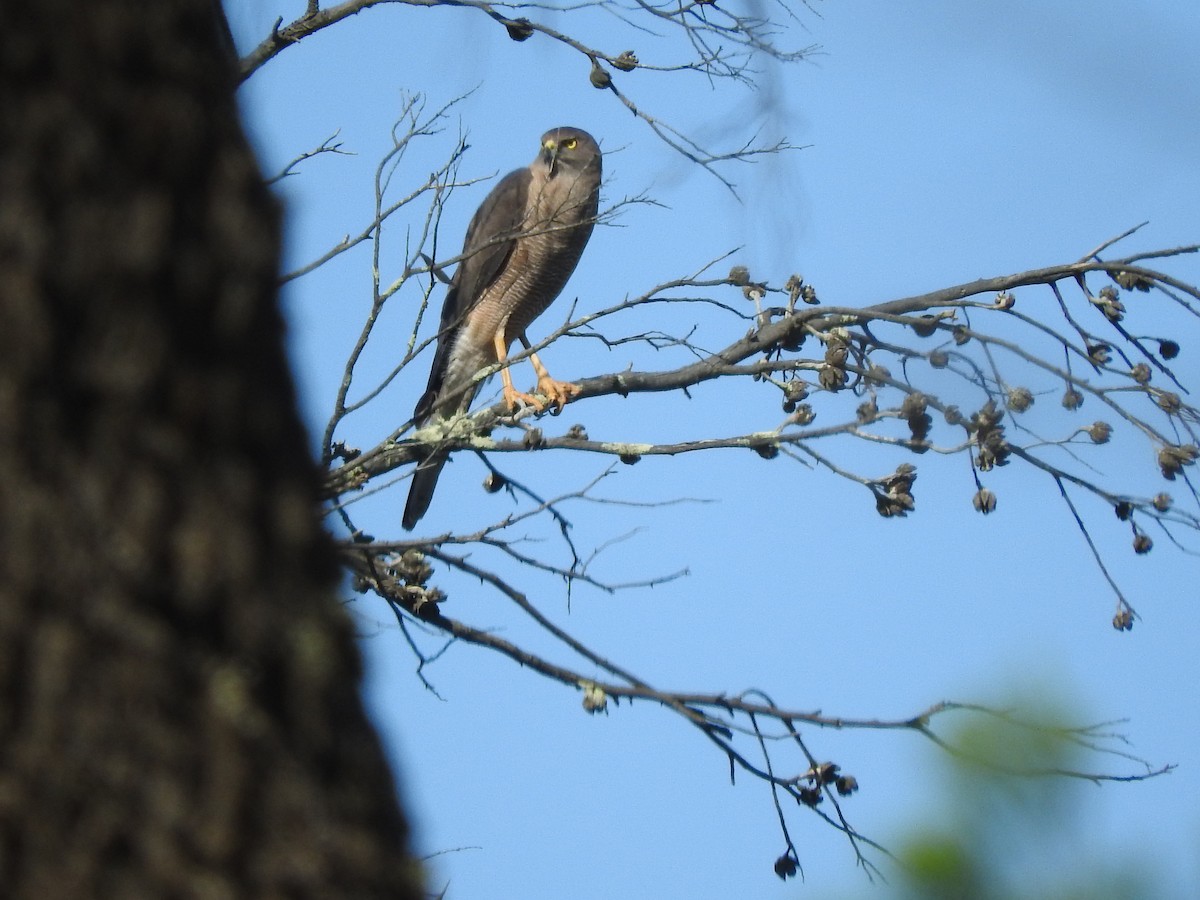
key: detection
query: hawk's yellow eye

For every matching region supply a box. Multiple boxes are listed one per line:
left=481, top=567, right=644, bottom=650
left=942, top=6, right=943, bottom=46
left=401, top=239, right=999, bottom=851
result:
left=564, top=138, right=578, bottom=150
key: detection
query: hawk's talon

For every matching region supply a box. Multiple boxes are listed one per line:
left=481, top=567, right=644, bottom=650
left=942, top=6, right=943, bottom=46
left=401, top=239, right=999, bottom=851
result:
left=502, top=379, right=579, bottom=415
left=536, top=377, right=580, bottom=414
left=503, top=387, right=546, bottom=413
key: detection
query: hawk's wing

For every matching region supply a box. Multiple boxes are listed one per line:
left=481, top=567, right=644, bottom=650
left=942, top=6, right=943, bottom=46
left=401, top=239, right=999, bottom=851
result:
left=413, top=167, right=533, bottom=422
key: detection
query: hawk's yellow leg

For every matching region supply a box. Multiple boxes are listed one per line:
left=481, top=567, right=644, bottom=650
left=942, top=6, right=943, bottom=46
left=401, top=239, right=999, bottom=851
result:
left=494, top=330, right=580, bottom=412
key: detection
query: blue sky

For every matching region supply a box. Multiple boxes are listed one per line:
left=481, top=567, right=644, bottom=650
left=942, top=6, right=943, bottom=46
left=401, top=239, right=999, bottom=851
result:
left=228, top=1, right=1200, bottom=895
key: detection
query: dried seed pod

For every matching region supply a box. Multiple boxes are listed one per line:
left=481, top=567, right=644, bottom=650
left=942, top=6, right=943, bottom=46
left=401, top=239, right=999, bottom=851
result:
left=728, top=265, right=751, bottom=286
left=1157, top=448, right=1181, bottom=479
left=823, top=341, right=849, bottom=367
left=581, top=682, right=608, bottom=713
left=483, top=472, right=507, bottom=493
left=783, top=381, right=809, bottom=403
left=834, top=775, right=859, bottom=796
left=774, top=854, right=799, bottom=880
left=798, top=786, right=822, bottom=807
left=1133, top=532, right=1153, bottom=554
left=1114, top=270, right=1153, bottom=291
left=1112, top=608, right=1134, bottom=631
left=901, top=392, right=932, bottom=442
left=818, top=365, right=847, bottom=391
left=912, top=315, right=938, bottom=338
left=875, top=492, right=913, bottom=518
left=780, top=329, right=805, bottom=352
left=813, top=762, right=839, bottom=784
left=589, top=59, right=612, bottom=88
left=994, top=291, right=1015, bottom=310
left=1061, top=387, right=1084, bottom=410
left=504, top=17, right=534, bottom=40
left=1006, top=386, right=1034, bottom=413
left=1159, top=339, right=1180, bottom=360
left=791, top=404, right=816, bottom=426
left=784, top=273, right=803, bottom=306
left=1155, top=391, right=1182, bottom=414
left=900, top=392, right=928, bottom=418
left=411, top=586, right=448, bottom=620
left=981, top=437, right=1007, bottom=463
left=972, top=488, right=997, bottom=514
left=1157, top=444, right=1198, bottom=480
left=754, top=442, right=779, bottom=460
left=1090, top=288, right=1125, bottom=323
left=612, top=50, right=639, bottom=71
left=857, top=399, right=878, bottom=423
left=929, top=350, right=949, bottom=369
left=1087, top=343, right=1111, bottom=365
left=1152, top=493, right=1172, bottom=512
left=1087, top=421, right=1112, bottom=444
left=970, top=401, right=1010, bottom=469
left=883, top=465, right=916, bottom=501
left=970, top=399, right=1002, bottom=429
left=396, top=548, right=435, bottom=585
left=952, top=325, right=971, bottom=346
left=1131, top=363, right=1152, bottom=385
left=1114, top=501, right=1133, bottom=521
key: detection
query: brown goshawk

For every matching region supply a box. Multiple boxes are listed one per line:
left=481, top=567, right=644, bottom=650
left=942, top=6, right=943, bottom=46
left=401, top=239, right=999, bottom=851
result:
left=402, top=127, right=602, bottom=530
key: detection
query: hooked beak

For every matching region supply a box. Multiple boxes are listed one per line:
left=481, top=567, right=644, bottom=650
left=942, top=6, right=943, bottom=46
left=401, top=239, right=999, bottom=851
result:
left=542, top=139, right=560, bottom=177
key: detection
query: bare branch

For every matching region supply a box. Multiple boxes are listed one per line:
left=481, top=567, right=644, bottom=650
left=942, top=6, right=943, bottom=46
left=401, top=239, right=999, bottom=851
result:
left=238, top=0, right=817, bottom=185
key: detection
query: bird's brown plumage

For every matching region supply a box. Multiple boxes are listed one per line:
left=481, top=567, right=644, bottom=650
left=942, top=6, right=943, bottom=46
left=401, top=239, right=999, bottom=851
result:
left=403, top=127, right=602, bottom=530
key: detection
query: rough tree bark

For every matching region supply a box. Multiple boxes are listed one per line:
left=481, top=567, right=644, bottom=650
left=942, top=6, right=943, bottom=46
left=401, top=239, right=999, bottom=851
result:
left=0, top=2, right=421, bottom=896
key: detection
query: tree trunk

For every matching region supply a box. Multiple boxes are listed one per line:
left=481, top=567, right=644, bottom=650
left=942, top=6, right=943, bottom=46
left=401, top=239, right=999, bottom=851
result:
left=0, top=2, right=421, bottom=896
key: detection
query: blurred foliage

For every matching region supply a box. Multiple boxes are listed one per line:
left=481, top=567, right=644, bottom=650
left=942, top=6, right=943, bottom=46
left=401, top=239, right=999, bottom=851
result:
left=890, top=694, right=1169, bottom=900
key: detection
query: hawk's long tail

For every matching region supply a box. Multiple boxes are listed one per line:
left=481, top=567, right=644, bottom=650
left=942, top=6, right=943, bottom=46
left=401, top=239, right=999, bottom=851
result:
left=402, top=452, right=447, bottom=531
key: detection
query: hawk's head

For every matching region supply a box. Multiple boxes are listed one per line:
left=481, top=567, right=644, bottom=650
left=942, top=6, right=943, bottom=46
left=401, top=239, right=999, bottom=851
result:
left=539, top=127, right=601, bottom=180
